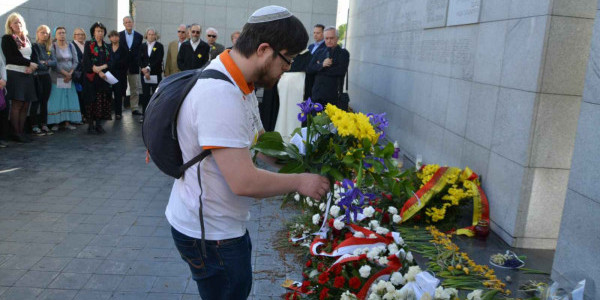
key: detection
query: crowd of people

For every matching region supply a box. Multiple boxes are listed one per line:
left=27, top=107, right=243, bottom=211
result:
left=0, top=12, right=239, bottom=146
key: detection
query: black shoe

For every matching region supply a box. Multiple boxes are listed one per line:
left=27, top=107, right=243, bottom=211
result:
left=115, top=115, right=122, bottom=120
left=132, top=110, right=142, bottom=116
left=87, top=125, right=96, bottom=134
left=95, top=125, right=106, bottom=134
left=12, top=134, right=30, bottom=143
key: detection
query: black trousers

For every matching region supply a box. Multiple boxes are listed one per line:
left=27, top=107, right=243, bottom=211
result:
left=30, top=74, right=52, bottom=126
left=111, top=74, right=126, bottom=116
left=140, top=74, right=161, bottom=114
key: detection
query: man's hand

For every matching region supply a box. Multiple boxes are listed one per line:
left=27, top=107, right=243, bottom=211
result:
left=322, top=58, right=332, bottom=68
left=0, top=79, right=6, bottom=89
left=296, top=173, right=330, bottom=201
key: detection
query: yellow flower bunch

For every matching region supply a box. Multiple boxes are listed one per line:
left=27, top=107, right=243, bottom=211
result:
left=417, top=164, right=441, bottom=186
left=442, top=186, right=469, bottom=206
left=426, top=226, right=509, bottom=295
left=324, top=104, right=379, bottom=144
left=425, top=203, right=451, bottom=222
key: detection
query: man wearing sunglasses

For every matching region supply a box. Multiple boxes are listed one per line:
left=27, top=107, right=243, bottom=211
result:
left=206, top=27, right=225, bottom=61
left=177, top=24, right=210, bottom=71
left=164, top=24, right=187, bottom=77
left=166, top=6, right=330, bottom=299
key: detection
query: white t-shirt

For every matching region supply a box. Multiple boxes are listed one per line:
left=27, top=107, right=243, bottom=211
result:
left=165, top=55, right=263, bottom=240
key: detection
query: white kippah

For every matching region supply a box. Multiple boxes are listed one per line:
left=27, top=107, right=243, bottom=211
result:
left=247, top=5, right=293, bottom=23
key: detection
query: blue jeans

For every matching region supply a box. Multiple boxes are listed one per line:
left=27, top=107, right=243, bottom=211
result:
left=171, top=227, right=252, bottom=299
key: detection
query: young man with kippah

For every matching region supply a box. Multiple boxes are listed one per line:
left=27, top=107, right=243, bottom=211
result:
left=166, top=6, right=331, bottom=299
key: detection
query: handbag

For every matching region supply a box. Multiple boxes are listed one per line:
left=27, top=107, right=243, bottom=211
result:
left=336, top=72, right=350, bottom=111
left=0, top=88, right=6, bottom=111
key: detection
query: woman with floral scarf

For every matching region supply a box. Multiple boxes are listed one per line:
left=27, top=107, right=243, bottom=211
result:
left=82, top=22, right=111, bottom=134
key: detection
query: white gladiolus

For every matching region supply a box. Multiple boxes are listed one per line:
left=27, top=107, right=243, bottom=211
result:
left=388, top=243, right=399, bottom=254
left=319, top=203, right=325, bottom=211
left=388, top=206, right=398, bottom=215
left=333, top=219, right=345, bottom=230
left=404, top=265, right=422, bottom=282
left=306, top=199, right=313, bottom=207
left=390, top=272, right=405, bottom=286
left=340, top=290, right=358, bottom=300
left=378, top=256, right=389, bottom=265
left=363, top=206, right=375, bottom=218
left=406, top=251, right=413, bottom=262
left=330, top=205, right=340, bottom=217
left=312, top=214, right=320, bottom=225
left=435, top=286, right=458, bottom=300
left=393, top=214, right=402, bottom=223
left=354, top=231, right=365, bottom=238
left=294, top=193, right=300, bottom=201
left=467, top=290, right=483, bottom=300
left=369, top=220, right=380, bottom=230
left=359, top=265, right=372, bottom=278
left=376, top=227, right=389, bottom=235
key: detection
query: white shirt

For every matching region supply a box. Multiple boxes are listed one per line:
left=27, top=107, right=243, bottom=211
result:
left=165, top=56, right=263, bottom=240
left=178, top=40, right=183, bottom=51
left=190, top=39, right=200, bottom=51
left=147, top=41, right=155, bottom=57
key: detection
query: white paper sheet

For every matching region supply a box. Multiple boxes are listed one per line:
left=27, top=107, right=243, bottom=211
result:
left=57, top=79, right=71, bottom=89
left=143, top=75, right=158, bottom=84
left=104, top=71, right=119, bottom=85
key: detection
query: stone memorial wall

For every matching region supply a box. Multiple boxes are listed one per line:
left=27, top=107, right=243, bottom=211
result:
left=346, top=0, right=595, bottom=250
left=1, top=0, right=118, bottom=39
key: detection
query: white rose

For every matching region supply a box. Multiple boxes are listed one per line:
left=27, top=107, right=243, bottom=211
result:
left=312, top=214, right=320, bottom=225
left=354, top=231, right=365, bottom=238
left=330, top=205, right=340, bottom=217
left=388, top=243, right=399, bottom=254
left=385, top=281, right=395, bottom=293
left=319, top=203, right=325, bottom=211
left=390, top=272, right=405, bottom=286
left=393, top=214, right=402, bottom=223
left=359, top=265, right=371, bottom=278
left=367, top=294, right=381, bottom=300
left=306, top=199, right=313, bottom=207
left=467, top=290, right=483, bottom=300
left=406, top=251, right=413, bottom=262
left=369, top=234, right=377, bottom=239
left=387, top=206, right=398, bottom=215
left=333, top=219, right=345, bottom=230
left=404, top=265, right=421, bottom=282
left=376, top=227, right=389, bottom=235
left=375, top=280, right=387, bottom=292
left=363, top=206, right=375, bottom=218
left=294, top=193, right=300, bottom=201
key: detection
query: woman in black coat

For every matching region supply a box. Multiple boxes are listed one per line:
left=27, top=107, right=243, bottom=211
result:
left=107, top=30, right=128, bottom=120
left=138, top=27, right=163, bottom=123
left=82, top=22, right=111, bottom=134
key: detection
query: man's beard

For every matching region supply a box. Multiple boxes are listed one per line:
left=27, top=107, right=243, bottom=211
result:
left=254, top=60, right=280, bottom=89
left=191, top=36, right=199, bottom=43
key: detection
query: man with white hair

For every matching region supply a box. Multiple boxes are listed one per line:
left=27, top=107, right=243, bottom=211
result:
left=119, top=16, right=143, bottom=115
left=164, top=24, right=187, bottom=76
left=306, top=26, right=349, bottom=107
left=177, top=23, right=210, bottom=71
left=206, top=27, right=225, bottom=61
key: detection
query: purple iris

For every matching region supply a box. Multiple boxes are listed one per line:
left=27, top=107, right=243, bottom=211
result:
left=338, top=179, right=365, bottom=222
left=297, top=98, right=323, bottom=122
left=367, top=112, right=389, bottom=140
left=392, top=147, right=400, bottom=159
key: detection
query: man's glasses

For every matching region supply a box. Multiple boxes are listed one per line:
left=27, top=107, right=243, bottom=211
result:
left=277, top=51, right=293, bottom=65
left=207, top=34, right=217, bottom=38
left=177, top=30, right=185, bottom=33
left=191, top=30, right=200, bottom=34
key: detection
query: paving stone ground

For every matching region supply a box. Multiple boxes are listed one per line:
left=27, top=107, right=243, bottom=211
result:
left=0, top=111, right=301, bottom=300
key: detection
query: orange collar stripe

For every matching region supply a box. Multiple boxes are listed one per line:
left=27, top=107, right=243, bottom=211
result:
left=220, top=49, right=254, bottom=95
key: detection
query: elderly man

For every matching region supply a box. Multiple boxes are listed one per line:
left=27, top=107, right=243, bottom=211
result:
left=177, top=24, right=210, bottom=71
left=306, top=26, right=349, bottom=107
left=119, top=16, right=143, bottom=115
left=206, top=27, right=225, bottom=61
left=304, top=24, right=326, bottom=100
left=164, top=24, right=187, bottom=77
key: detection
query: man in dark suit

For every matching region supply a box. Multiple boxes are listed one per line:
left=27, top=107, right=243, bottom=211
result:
left=306, top=26, right=349, bottom=107
left=138, top=28, right=164, bottom=122
left=119, top=16, right=144, bottom=115
left=304, top=24, right=326, bottom=100
left=177, top=24, right=210, bottom=71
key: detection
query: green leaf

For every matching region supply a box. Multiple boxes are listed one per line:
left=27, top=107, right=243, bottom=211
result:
left=279, top=161, right=305, bottom=173
left=328, top=168, right=344, bottom=182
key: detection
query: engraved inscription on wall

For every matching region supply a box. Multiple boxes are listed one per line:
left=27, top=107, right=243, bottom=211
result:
left=446, top=0, right=481, bottom=26
left=424, top=0, right=448, bottom=29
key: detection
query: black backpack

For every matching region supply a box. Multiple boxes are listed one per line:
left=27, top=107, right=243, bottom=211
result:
left=142, top=68, right=233, bottom=178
